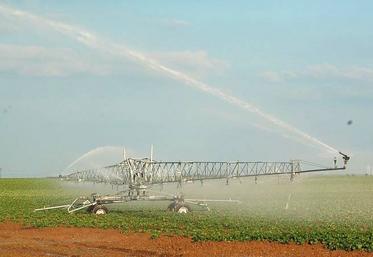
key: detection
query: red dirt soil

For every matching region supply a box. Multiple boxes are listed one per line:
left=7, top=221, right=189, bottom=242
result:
left=0, top=222, right=371, bottom=257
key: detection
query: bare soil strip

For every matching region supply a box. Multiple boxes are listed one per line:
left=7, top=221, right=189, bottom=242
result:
left=0, top=222, right=371, bottom=257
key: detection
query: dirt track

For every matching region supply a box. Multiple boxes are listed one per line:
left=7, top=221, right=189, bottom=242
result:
left=0, top=222, right=372, bottom=257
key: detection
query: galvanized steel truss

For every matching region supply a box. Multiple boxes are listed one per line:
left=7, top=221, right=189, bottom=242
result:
left=66, top=158, right=342, bottom=186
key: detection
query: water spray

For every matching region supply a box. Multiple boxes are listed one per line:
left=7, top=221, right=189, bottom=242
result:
left=0, top=4, right=341, bottom=155
left=65, top=146, right=126, bottom=171
left=285, top=193, right=292, bottom=210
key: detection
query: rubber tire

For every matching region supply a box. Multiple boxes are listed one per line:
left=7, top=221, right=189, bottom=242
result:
left=174, top=203, right=191, bottom=214
left=167, top=202, right=177, bottom=212
left=86, top=205, right=95, bottom=213
left=92, top=205, right=108, bottom=215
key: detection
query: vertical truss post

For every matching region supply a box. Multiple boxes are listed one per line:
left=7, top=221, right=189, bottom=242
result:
left=177, top=162, right=182, bottom=189
left=290, top=160, right=300, bottom=182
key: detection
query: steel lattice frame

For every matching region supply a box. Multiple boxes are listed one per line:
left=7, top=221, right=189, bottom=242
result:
left=66, top=158, right=330, bottom=186
left=34, top=158, right=347, bottom=214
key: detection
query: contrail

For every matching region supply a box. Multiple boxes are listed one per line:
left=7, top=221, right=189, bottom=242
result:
left=0, top=4, right=338, bottom=154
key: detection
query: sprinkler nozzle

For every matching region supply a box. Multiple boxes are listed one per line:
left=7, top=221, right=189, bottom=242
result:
left=339, top=152, right=350, bottom=167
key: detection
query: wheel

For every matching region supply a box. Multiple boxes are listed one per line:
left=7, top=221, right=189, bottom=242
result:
left=86, top=205, right=95, bottom=213
left=175, top=203, right=191, bottom=214
left=92, top=205, right=108, bottom=215
left=167, top=202, right=177, bottom=212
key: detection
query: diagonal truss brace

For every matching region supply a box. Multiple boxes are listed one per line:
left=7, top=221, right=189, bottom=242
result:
left=65, top=158, right=345, bottom=186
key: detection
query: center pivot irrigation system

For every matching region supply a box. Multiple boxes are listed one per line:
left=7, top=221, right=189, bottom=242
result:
left=35, top=150, right=350, bottom=214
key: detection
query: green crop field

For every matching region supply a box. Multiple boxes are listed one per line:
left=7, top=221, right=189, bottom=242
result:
left=0, top=176, right=372, bottom=251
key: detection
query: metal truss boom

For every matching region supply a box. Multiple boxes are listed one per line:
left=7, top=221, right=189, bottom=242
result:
left=65, top=158, right=345, bottom=186
left=37, top=156, right=348, bottom=214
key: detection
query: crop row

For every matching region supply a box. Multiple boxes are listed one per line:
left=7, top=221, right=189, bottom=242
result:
left=0, top=178, right=372, bottom=252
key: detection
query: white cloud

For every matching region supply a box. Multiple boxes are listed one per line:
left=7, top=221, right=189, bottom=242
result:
left=161, top=18, right=190, bottom=28
left=0, top=44, right=115, bottom=76
left=0, top=14, right=21, bottom=33
left=260, top=71, right=296, bottom=82
left=260, top=63, right=373, bottom=82
left=0, top=6, right=225, bottom=77
left=0, top=44, right=228, bottom=78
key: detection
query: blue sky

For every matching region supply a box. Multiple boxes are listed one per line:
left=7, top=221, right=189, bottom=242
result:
left=0, top=1, right=372, bottom=177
